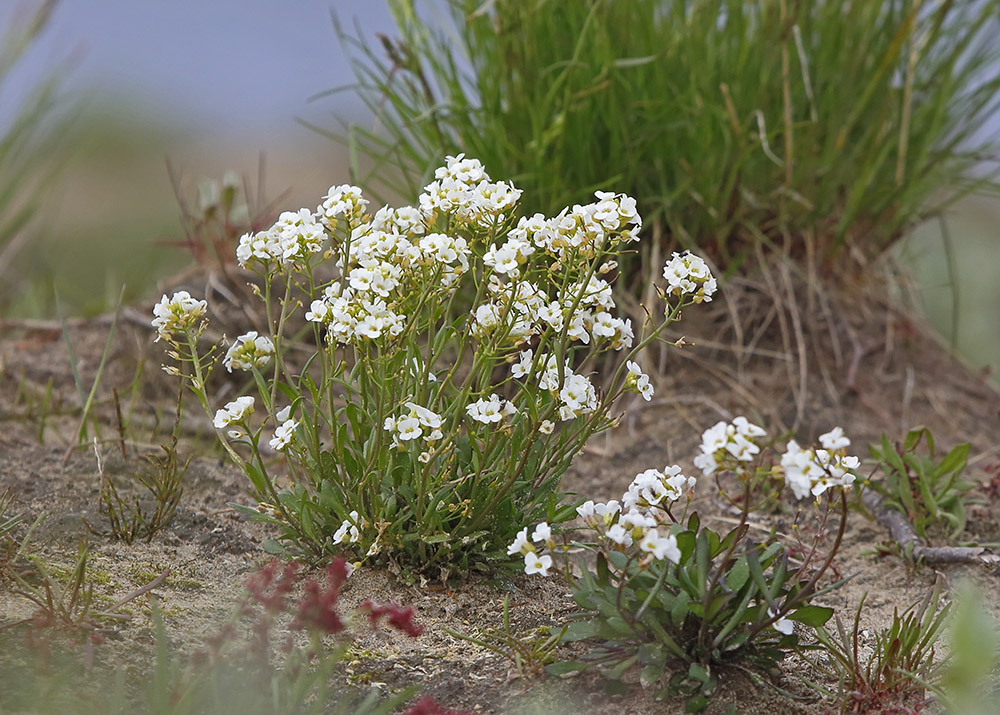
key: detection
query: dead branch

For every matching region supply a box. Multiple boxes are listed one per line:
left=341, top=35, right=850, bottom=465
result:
left=861, top=488, right=999, bottom=565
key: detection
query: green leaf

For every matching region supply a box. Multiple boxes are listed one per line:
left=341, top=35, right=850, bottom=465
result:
left=937, top=443, right=970, bottom=477
left=640, top=662, right=666, bottom=689
left=546, top=661, right=588, bottom=677
left=882, top=435, right=906, bottom=475
left=688, top=662, right=710, bottom=683
left=596, top=551, right=611, bottom=586
left=676, top=530, right=696, bottom=563
left=600, top=654, right=637, bottom=681
left=687, top=512, right=700, bottom=533
left=685, top=695, right=710, bottom=713
left=744, top=548, right=777, bottom=610
left=903, top=427, right=926, bottom=452
left=725, top=557, right=749, bottom=592
left=262, top=539, right=286, bottom=555
left=789, top=605, right=834, bottom=627
left=561, top=619, right=600, bottom=642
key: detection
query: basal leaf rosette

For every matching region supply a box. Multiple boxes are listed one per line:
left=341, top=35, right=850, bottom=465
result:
left=152, top=155, right=717, bottom=574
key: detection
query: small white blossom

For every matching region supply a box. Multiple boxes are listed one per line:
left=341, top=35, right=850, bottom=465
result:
left=781, top=435, right=858, bottom=500
left=531, top=522, right=551, bottom=543
left=639, top=529, right=681, bottom=563
left=213, top=396, right=255, bottom=429
left=606, top=524, right=632, bottom=547
left=769, top=607, right=795, bottom=635
left=465, top=394, right=510, bottom=424
left=819, top=427, right=851, bottom=451
left=662, top=251, right=717, bottom=303
left=151, top=291, right=207, bottom=342
left=507, top=527, right=530, bottom=556
left=224, top=331, right=275, bottom=372
left=524, top=551, right=553, bottom=576
left=333, top=510, right=363, bottom=544
left=317, top=184, right=368, bottom=231
left=626, top=361, right=654, bottom=401
left=268, top=419, right=297, bottom=451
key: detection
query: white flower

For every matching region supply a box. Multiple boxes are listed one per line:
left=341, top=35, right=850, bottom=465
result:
left=693, top=418, right=766, bottom=475
left=507, top=527, right=530, bottom=556
left=639, top=529, right=681, bottom=563
left=625, top=361, right=654, bottom=401
left=276, top=405, right=292, bottom=422
left=606, top=524, right=632, bottom=547
left=819, top=427, right=851, bottom=451
left=623, top=466, right=695, bottom=511
left=523, top=551, right=553, bottom=576
left=662, top=251, right=717, bottom=303
left=396, top=416, right=423, bottom=441
left=511, top=349, right=534, bottom=379
left=317, top=184, right=368, bottom=231
left=781, top=439, right=858, bottom=500
left=531, top=522, right=551, bottom=543
left=333, top=510, right=362, bottom=544
left=151, top=291, right=207, bottom=342
left=733, top=416, right=766, bottom=438
left=268, top=419, right=297, bottom=451
left=213, top=396, right=254, bottom=429
left=466, top=395, right=509, bottom=424
left=768, top=608, right=795, bottom=635
left=405, top=402, right=442, bottom=429
left=224, top=331, right=275, bottom=372
left=539, top=420, right=555, bottom=435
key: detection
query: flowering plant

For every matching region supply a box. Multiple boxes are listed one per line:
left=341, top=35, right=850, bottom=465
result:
left=519, top=419, right=858, bottom=708
left=152, top=156, right=714, bottom=574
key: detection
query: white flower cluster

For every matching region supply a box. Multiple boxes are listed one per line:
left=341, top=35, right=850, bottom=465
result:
left=418, top=154, right=522, bottom=226
left=306, top=195, right=477, bottom=346
left=692, top=417, right=768, bottom=476
left=662, top=251, right=717, bottom=303
left=236, top=208, right=327, bottom=270
left=465, top=394, right=516, bottom=424
left=151, top=291, right=207, bottom=342
left=622, top=465, right=696, bottom=512
left=515, top=464, right=693, bottom=576
left=507, top=521, right=555, bottom=576
left=473, top=273, right=634, bottom=351
left=625, top=361, right=654, bottom=401
left=223, top=331, right=275, bottom=372
left=213, top=395, right=254, bottom=429
left=781, top=428, right=859, bottom=500
left=317, top=184, right=369, bottom=232
left=577, top=497, right=682, bottom=562
left=307, top=282, right=407, bottom=344
left=383, top=401, right=444, bottom=448
left=508, top=349, right=600, bottom=422
left=505, top=190, right=641, bottom=263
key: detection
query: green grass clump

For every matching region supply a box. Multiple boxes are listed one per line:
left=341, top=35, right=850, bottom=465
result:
left=0, top=0, right=71, bottom=310
left=334, top=0, right=1000, bottom=267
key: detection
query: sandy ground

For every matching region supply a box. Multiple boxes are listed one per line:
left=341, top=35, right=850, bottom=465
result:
left=1, top=272, right=999, bottom=714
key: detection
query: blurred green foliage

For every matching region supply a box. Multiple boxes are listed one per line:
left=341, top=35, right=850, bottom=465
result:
left=0, top=0, right=70, bottom=310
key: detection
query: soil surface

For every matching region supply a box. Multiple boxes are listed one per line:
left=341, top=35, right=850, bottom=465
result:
left=1, top=271, right=999, bottom=714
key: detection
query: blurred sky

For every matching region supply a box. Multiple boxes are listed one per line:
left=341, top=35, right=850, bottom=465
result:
left=1, top=0, right=402, bottom=136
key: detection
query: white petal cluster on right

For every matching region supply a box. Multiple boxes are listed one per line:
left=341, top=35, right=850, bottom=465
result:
left=781, top=428, right=858, bottom=500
